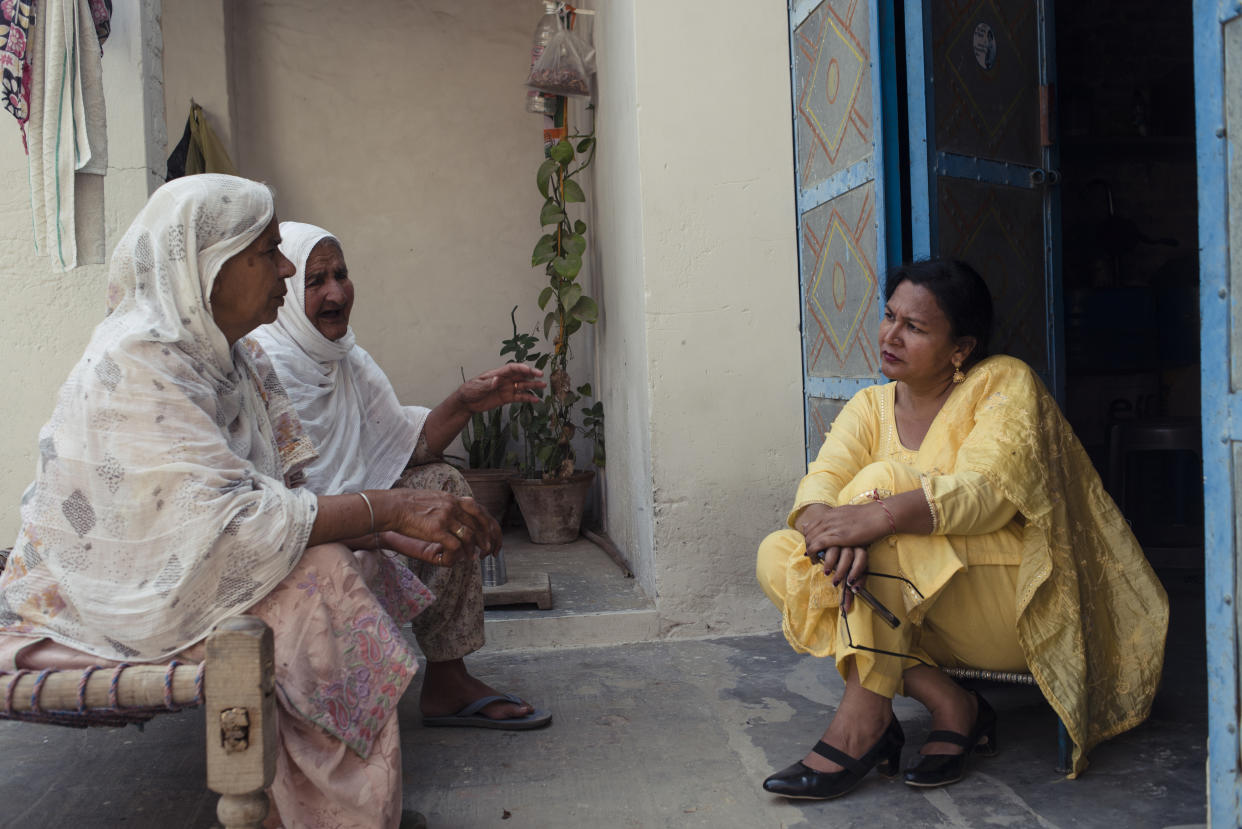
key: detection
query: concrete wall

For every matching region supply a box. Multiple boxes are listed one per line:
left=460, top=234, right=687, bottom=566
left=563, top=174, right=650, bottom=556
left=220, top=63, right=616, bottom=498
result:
left=592, top=1, right=804, bottom=634
left=216, top=0, right=556, bottom=453
left=161, top=0, right=232, bottom=162
left=0, top=1, right=163, bottom=543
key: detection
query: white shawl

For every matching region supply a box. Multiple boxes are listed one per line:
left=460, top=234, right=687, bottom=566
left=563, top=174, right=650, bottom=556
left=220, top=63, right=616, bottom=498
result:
left=0, top=174, right=319, bottom=661
left=249, top=222, right=429, bottom=496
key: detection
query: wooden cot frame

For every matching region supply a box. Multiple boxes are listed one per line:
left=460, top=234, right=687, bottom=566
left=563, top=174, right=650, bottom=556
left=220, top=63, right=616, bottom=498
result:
left=0, top=614, right=277, bottom=829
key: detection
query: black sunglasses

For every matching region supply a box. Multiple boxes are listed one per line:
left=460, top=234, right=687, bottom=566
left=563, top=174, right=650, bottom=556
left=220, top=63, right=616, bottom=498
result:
left=809, top=551, right=933, bottom=668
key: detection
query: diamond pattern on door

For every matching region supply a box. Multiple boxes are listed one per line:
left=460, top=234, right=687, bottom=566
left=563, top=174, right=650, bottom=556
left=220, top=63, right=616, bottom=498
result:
left=807, top=396, right=847, bottom=455
left=794, top=0, right=874, bottom=191
left=802, top=182, right=880, bottom=378
left=937, top=175, right=1046, bottom=372
left=931, top=0, right=1040, bottom=166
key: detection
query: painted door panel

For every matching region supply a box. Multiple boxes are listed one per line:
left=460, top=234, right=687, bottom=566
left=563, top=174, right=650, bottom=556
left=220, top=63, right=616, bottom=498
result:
left=907, top=0, right=1061, bottom=395
left=790, top=0, right=893, bottom=459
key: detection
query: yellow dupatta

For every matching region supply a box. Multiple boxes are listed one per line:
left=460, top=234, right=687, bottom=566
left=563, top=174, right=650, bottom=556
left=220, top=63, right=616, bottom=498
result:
left=937, top=355, right=1168, bottom=776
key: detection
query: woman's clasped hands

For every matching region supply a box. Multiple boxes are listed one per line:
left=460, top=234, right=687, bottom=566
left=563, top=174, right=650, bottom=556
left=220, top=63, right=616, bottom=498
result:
left=795, top=502, right=891, bottom=612
left=379, top=489, right=502, bottom=568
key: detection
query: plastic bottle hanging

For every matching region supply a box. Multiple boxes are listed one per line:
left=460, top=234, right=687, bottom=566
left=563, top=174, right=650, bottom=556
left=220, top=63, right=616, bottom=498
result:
left=526, top=1, right=560, bottom=115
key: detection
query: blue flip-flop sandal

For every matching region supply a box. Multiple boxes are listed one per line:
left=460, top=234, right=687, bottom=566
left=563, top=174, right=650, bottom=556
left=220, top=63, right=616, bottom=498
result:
left=421, top=693, right=553, bottom=731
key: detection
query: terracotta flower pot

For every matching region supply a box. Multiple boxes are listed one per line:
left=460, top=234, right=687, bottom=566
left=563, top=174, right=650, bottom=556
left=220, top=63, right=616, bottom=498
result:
left=461, top=468, right=515, bottom=523
left=509, top=470, right=596, bottom=544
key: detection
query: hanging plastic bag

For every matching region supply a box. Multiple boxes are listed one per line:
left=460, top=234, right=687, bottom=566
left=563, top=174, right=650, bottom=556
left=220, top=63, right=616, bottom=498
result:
left=526, top=13, right=594, bottom=98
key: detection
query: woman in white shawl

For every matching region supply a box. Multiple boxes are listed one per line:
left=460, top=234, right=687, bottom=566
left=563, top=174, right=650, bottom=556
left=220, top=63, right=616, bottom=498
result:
left=251, top=221, right=551, bottom=729
left=0, top=175, right=499, bottom=828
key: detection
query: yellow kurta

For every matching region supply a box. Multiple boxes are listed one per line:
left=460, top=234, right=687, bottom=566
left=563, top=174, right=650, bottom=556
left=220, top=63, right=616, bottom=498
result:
left=766, top=354, right=1169, bottom=776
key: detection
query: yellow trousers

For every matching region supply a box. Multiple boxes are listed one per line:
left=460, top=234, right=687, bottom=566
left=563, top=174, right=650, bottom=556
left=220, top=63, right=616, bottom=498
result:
left=757, top=462, right=1027, bottom=699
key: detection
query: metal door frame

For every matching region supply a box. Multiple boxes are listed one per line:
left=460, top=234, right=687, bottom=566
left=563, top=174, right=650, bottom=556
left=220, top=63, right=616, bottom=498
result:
left=1193, top=1, right=1240, bottom=823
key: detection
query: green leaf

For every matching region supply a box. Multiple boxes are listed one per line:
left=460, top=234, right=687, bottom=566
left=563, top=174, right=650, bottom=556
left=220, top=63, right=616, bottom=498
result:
left=549, top=139, right=574, bottom=165
left=570, top=295, right=599, bottom=323
left=535, top=353, right=550, bottom=369
left=565, top=233, right=587, bottom=257
left=537, top=286, right=554, bottom=310
left=561, top=283, right=583, bottom=311
left=564, top=317, right=582, bottom=337
left=531, top=234, right=557, bottom=266
left=576, top=136, right=595, bottom=153
left=577, top=383, right=593, bottom=396
left=574, top=220, right=587, bottom=235
left=553, top=254, right=582, bottom=278
left=539, top=200, right=566, bottom=227
left=536, top=158, right=558, bottom=197
left=563, top=178, right=586, bottom=203
left=543, top=311, right=557, bottom=339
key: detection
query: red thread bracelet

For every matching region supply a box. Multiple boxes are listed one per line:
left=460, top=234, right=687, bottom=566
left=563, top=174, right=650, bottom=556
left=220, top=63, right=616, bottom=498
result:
left=870, top=492, right=897, bottom=536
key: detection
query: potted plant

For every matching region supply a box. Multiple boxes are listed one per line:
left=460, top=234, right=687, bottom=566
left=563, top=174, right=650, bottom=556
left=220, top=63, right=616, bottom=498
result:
left=457, top=367, right=516, bottom=523
left=508, top=130, right=605, bottom=543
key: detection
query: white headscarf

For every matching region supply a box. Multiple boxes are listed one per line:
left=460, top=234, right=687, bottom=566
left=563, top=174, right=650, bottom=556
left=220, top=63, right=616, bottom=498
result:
left=0, top=174, right=319, bottom=662
left=249, top=222, right=429, bottom=496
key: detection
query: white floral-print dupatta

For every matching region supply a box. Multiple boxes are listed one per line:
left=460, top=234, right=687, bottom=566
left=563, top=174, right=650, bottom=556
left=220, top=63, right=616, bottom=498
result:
left=0, top=174, right=319, bottom=662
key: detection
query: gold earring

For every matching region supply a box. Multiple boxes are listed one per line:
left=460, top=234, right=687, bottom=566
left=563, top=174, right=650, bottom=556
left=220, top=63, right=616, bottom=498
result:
left=951, top=360, right=965, bottom=384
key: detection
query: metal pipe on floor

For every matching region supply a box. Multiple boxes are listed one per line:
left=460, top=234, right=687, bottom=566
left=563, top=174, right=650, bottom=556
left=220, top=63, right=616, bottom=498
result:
left=582, top=528, right=633, bottom=578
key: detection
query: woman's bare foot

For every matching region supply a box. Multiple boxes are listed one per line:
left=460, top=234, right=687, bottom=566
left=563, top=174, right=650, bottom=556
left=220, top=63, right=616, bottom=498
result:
left=903, top=665, right=978, bottom=755
left=419, top=657, right=534, bottom=721
left=802, top=663, right=894, bottom=773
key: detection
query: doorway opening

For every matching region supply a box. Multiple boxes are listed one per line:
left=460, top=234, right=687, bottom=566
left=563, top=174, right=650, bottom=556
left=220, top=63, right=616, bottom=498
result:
left=1057, top=2, right=1204, bottom=579
left=1054, top=0, right=1207, bottom=794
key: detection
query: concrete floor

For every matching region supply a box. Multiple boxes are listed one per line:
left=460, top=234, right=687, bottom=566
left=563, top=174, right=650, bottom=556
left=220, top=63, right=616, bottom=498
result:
left=0, top=541, right=1208, bottom=828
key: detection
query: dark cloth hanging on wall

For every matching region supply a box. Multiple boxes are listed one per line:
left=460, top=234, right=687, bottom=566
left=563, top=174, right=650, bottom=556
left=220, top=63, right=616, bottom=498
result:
left=166, top=100, right=238, bottom=180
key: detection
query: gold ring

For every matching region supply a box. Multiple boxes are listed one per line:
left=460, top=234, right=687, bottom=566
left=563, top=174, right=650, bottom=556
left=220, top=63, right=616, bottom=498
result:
left=453, top=526, right=467, bottom=539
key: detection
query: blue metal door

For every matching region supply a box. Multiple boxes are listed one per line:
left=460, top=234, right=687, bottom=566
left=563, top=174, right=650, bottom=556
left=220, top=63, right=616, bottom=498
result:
left=1193, top=2, right=1241, bottom=823
left=905, top=0, right=1063, bottom=399
left=788, top=0, right=901, bottom=458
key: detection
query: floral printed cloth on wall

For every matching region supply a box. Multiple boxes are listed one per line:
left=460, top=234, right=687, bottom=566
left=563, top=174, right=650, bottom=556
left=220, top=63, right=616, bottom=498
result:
left=1, top=0, right=111, bottom=146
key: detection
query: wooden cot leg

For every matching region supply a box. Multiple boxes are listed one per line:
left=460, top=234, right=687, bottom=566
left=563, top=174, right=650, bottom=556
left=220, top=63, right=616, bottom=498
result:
left=1055, top=715, right=1073, bottom=774
left=205, top=616, right=277, bottom=829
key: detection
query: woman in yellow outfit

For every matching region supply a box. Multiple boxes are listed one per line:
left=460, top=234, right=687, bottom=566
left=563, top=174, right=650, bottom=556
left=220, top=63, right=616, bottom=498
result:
left=757, top=259, right=1168, bottom=800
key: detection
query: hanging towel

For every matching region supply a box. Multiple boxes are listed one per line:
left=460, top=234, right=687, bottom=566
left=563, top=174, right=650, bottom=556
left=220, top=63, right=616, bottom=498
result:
left=25, top=0, right=108, bottom=271
left=165, top=100, right=238, bottom=181
left=3, top=1, right=110, bottom=143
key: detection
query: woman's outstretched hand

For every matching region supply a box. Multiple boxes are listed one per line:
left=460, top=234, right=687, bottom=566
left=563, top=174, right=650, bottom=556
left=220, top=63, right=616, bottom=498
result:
left=457, top=363, right=546, bottom=413
left=384, top=489, right=502, bottom=567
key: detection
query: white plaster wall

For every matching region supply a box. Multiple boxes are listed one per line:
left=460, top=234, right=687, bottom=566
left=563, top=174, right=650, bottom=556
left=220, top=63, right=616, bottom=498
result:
left=0, top=1, right=164, bottom=543
left=590, top=2, right=657, bottom=596
left=594, top=0, right=805, bottom=634
left=219, top=0, right=558, bottom=457
left=161, top=0, right=232, bottom=160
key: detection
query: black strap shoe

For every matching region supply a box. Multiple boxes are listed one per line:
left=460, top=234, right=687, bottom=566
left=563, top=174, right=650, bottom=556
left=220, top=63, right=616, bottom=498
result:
left=903, top=690, right=997, bottom=788
left=762, top=717, right=905, bottom=800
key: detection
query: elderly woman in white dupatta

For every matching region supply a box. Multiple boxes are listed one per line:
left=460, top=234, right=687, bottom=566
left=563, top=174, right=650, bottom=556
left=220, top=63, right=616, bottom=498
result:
left=250, top=221, right=551, bottom=730
left=0, top=174, right=501, bottom=829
